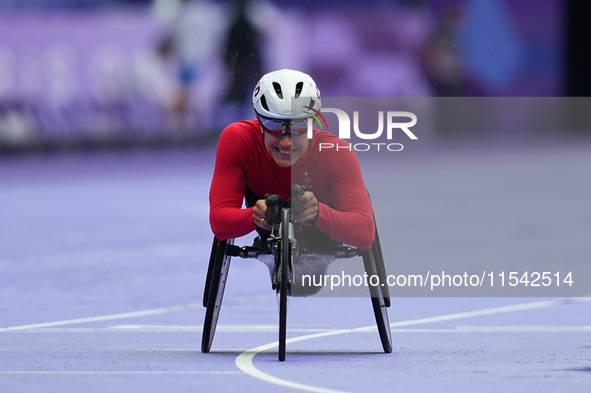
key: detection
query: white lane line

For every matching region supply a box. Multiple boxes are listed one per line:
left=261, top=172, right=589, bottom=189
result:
left=385, top=298, right=586, bottom=330
left=0, top=371, right=241, bottom=375
left=0, top=348, right=200, bottom=352
left=387, top=326, right=591, bottom=333
left=235, top=297, right=591, bottom=393
left=1, top=325, right=335, bottom=334
left=3, top=325, right=590, bottom=335
left=236, top=329, right=364, bottom=393
left=1, top=296, right=274, bottom=332
left=0, top=304, right=202, bottom=332
left=454, top=325, right=591, bottom=333
left=109, top=325, right=332, bottom=333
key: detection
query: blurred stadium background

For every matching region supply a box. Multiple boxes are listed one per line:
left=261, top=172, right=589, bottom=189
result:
left=0, top=0, right=587, bottom=154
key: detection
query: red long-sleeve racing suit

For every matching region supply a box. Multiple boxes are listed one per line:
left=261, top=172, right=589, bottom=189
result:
left=209, top=119, right=375, bottom=250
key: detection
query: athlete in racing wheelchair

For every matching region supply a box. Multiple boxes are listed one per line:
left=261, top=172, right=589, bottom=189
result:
left=203, top=69, right=391, bottom=360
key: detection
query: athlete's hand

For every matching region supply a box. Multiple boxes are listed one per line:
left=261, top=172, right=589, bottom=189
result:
left=292, top=191, right=319, bottom=224
left=253, top=199, right=274, bottom=230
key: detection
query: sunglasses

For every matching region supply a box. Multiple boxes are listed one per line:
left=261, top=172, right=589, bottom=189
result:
left=255, top=112, right=313, bottom=136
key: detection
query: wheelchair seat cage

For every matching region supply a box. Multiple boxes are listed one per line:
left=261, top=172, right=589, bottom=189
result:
left=201, top=194, right=392, bottom=361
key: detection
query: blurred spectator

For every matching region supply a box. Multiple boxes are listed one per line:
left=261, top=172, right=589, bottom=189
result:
left=222, top=0, right=263, bottom=112
left=151, top=0, right=226, bottom=132
left=422, top=2, right=466, bottom=96
left=0, top=102, right=35, bottom=151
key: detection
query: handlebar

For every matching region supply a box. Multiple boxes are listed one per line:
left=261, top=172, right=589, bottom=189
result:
left=264, top=184, right=306, bottom=225
left=226, top=243, right=360, bottom=259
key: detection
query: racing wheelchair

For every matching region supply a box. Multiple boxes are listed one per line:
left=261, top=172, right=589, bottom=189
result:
left=201, top=185, right=392, bottom=361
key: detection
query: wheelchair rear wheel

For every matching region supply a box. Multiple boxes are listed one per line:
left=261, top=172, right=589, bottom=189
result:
left=372, top=222, right=391, bottom=307
left=363, top=245, right=393, bottom=353
left=201, top=238, right=233, bottom=353
left=202, top=238, right=219, bottom=307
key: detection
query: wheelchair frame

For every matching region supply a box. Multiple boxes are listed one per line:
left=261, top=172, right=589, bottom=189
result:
left=201, top=206, right=392, bottom=361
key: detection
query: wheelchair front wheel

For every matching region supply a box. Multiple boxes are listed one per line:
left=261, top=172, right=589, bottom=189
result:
left=278, top=208, right=291, bottom=361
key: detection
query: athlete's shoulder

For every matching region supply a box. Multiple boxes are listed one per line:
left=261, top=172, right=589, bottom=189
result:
left=216, top=119, right=264, bottom=162
left=221, top=119, right=260, bottom=139
left=219, top=119, right=261, bottom=147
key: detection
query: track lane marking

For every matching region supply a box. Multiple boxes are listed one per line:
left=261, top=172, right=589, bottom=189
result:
left=0, top=304, right=203, bottom=332
left=0, top=371, right=241, bottom=375
left=1, top=295, right=274, bottom=332
left=235, top=297, right=591, bottom=393
left=1, top=325, right=335, bottom=333
left=2, top=325, right=590, bottom=335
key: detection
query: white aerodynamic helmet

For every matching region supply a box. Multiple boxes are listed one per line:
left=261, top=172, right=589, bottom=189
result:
left=252, top=69, right=321, bottom=120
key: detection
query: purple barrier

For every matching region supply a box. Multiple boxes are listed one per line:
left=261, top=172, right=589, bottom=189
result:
left=0, top=11, right=159, bottom=103
left=0, top=11, right=171, bottom=147
left=0, top=2, right=565, bottom=150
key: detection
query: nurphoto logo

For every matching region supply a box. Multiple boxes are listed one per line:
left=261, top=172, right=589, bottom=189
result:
left=307, top=108, right=418, bottom=152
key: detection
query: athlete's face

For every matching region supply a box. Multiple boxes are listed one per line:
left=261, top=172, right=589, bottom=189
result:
left=263, top=129, right=308, bottom=167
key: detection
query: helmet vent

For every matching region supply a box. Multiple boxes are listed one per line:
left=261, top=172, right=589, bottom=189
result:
left=272, top=82, right=283, bottom=99
left=308, top=98, right=316, bottom=109
left=260, top=95, right=269, bottom=111
left=294, top=82, right=303, bottom=98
